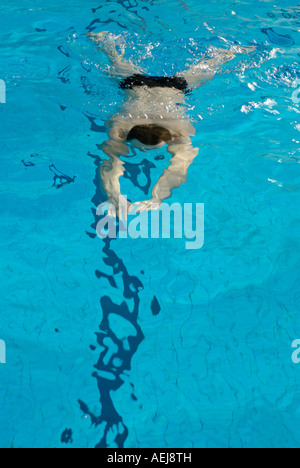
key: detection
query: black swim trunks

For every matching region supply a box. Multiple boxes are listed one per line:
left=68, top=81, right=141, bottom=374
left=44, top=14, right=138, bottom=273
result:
left=120, top=74, right=189, bottom=93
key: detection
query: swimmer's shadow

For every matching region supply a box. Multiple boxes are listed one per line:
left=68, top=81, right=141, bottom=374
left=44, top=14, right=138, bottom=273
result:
left=123, top=159, right=156, bottom=195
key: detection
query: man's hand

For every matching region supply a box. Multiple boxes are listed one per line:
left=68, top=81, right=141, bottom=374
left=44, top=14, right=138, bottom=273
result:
left=129, top=198, right=162, bottom=214
left=104, top=195, right=134, bottom=221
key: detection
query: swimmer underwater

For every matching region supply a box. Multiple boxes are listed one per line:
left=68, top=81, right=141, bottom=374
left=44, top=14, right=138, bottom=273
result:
left=87, top=32, right=255, bottom=217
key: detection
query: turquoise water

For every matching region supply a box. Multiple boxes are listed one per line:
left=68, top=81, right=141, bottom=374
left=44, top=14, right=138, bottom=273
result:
left=1, top=0, right=300, bottom=448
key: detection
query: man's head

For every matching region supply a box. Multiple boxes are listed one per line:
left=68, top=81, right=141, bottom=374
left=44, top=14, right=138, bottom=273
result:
left=126, top=124, right=172, bottom=148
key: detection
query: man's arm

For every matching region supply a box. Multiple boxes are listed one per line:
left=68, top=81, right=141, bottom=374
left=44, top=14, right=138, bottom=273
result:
left=130, top=137, right=198, bottom=213
left=99, top=139, right=129, bottom=209
left=151, top=138, right=199, bottom=202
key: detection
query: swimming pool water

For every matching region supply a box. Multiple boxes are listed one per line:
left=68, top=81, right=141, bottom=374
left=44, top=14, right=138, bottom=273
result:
left=1, top=0, right=300, bottom=448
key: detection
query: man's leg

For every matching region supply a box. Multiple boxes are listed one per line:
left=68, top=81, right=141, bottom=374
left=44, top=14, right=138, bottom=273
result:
left=87, top=31, right=145, bottom=78
left=180, top=45, right=256, bottom=88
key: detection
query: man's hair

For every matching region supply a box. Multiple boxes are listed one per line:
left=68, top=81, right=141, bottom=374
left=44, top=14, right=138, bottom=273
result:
left=126, top=124, right=172, bottom=146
